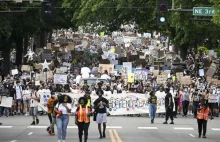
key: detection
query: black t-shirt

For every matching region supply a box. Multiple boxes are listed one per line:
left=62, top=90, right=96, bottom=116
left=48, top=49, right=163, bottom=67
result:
left=165, top=93, right=173, bottom=108
left=94, top=97, right=109, bottom=114
left=9, top=87, right=16, bottom=98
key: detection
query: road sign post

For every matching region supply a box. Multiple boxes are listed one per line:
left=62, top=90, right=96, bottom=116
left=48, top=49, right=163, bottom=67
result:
left=193, top=7, right=218, bottom=16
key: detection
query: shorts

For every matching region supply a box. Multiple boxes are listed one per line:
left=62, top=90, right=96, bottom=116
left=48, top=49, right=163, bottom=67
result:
left=96, top=113, right=107, bottom=124
left=16, top=99, right=22, bottom=104
left=29, top=107, right=38, bottom=116
left=23, top=100, right=30, bottom=104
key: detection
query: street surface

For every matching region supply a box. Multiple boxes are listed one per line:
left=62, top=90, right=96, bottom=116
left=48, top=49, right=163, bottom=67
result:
left=0, top=115, right=220, bottom=142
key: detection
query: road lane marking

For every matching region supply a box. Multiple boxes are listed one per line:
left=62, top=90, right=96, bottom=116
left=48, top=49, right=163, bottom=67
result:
left=27, top=126, right=47, bottom=129
left=0, top=126, right=12, bottom=128
left=212, top=128, right=220, bottom=131
left=189, top=134, right=195, bottom=137
left=67, top=126, right=78, bottom=128
left=109, top=129, right=116, bottom=142
left=113, top=129, right=122, bottom=142
left=174, top=127, right=194, bottom=130
left=10, top=140, right=17, bottom=142
left=28, top=132, right=33, bottom=135
left=107, top=126, right=122, bottom=129
left=138, top=127, right=158, bottom=130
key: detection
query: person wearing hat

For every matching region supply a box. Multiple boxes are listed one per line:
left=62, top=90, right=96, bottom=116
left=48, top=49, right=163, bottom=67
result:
left=148, top=91, right=157, bottom=123
left=163, top=88, right=174, bottom=124
left=75, top=97, right=92, bottom=142
left=197, top=99, right=211, bottom=138
left=93, top=89, right=109, bottom=139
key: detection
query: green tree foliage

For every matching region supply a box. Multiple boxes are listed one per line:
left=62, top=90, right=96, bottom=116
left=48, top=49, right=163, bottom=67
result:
left=210, top=0, right=220, bottom=25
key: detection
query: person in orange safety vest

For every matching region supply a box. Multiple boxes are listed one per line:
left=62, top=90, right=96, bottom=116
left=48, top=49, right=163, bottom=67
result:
left=197, top=99, right=211, bottom=138
left=75, top=97, right=92, bottom=142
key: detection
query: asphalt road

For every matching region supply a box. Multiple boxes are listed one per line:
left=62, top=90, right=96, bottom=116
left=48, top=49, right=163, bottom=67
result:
left=0, top=114, right=220, bottom=142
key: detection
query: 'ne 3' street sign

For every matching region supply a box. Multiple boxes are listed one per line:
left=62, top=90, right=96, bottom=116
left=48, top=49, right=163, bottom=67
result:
left=193, top=7, right=218, bottom=16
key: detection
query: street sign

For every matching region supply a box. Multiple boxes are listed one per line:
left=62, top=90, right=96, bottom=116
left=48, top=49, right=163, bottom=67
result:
left=193, top=7, right=218, bottom=16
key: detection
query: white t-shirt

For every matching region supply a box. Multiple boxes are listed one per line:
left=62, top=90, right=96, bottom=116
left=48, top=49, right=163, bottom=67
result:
left=56, top=103, right=72, bottom=114
left=15, top=85, right=22, bottom=100
left=76, top=75, right=82, bottom=84
left=101, top=74, right=111, bottom=80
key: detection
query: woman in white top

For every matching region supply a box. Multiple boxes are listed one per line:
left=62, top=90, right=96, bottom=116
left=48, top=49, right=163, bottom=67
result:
left=22, top=85, right=31, bottom=116
left=54, top=95, right=72, bottom=142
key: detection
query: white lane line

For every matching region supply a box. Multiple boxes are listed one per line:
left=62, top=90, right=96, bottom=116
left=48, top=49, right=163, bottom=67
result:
left=28, top=132, right=33, bottom=135
left=212, top=128, right=220, bottom=131
left=174, top=127, right=194, bottom=130
left=67, top=126, right=77, bottom=128
left=27, top=126, right=47, bottom=129
left=107, top=126, right=122, bottom=129
left=189, top=134, right=195, bottom=137
left=138, top=127, right=158, bottom=130
left=0, top=126, right=12, bottom=128
left=10, top=140, right=17, bottom=142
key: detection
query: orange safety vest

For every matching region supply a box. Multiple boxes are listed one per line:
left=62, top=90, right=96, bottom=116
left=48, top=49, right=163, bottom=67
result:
left=197, top=107, right=210, bottom=120
left=77, top=105, right=90, bottom=123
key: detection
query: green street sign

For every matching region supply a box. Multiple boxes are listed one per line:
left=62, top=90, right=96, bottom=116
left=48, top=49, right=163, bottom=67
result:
left=193, top=7, right=218, bottom=16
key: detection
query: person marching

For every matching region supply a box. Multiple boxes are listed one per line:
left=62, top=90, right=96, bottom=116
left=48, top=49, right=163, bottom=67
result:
left=148, top=91, right=157, bottom=123
left=163, top=88, right=174, bottom=124
left=55, top=95, right=72, bottom=142
left=197, top=99, right=211, bottom=138
left=75, top=97, right=92, bottom=142
left=84, top=90, right=92, bottom=108
left=94, top=89, right=109, bottom=139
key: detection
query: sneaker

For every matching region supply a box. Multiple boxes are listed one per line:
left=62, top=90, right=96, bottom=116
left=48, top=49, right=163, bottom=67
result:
left=31, top=121, right=35, bottom=125
left=163, top=121, right=168, bottom=124
left=36, top=119, right=39, bottom=124
left=198, top=135, right=201, bottom=138
left=103, top=133, right=106, bottom=138
left=0, top=122, right=2, bottom=125
left=151, top=120, right=153, bottom=124
left=99, top=135, right=103, bottom=139
left=203, top=135, right=206, bottom=138
left=170, top=121, right=174, bottom=124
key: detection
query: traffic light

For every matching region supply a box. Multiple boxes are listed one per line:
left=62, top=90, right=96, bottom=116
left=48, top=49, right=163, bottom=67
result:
left=157, top=0, right=168, bottom=25
left=42, top=0, right=56, bottom=22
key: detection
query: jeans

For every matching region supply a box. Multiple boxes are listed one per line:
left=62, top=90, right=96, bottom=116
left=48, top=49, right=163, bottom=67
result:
left=193, top=101, right=199, bottom=117
left=182, top=100, right=189, bottom=116
left=149, top=104, right=157, bottom=121
left=0, top=107, right=8, bottom=116
left=56, top=115, right=69, bottom=140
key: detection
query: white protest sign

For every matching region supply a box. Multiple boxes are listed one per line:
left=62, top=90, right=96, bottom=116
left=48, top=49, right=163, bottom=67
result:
left=35, top=73, right=46, bottom=81
left=62, top=92, right=167, bottom=115
left=54, top=74, right=67, bottom=84
left=0, top=96, right=13, bottom=108
left=11, top=69, right=18, bottom=75
left=208, top=94, right=218, bottom=103
left=123, top=62, right=132, bottom=74
left=63, top=62, right=71, bottom=68
left=37, top=89, right=51, bottom=111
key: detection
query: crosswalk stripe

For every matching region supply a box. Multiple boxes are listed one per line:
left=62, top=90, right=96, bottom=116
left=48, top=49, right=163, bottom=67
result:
left=174, top=127, right=194, bottom=130
left=211, top=128, right=220, bottom=131
left=138, top=127, right=158, bottom=129
left=107, top=126, right=122, bottom=129
left=0, top=126, right=12, bottom=128
left=27, top=126, right=47, bottom=128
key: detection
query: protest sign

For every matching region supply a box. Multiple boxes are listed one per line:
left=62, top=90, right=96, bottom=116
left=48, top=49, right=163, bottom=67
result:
left=157, top=74, right=167, bottom=84
left=0, top=96, right=13, bottom=108
left=54, top=74, right=67, bottom=84
left=199, top=69, right=204, bottom=76
left=98, top=64, right=114, bottom=74
left=35, top=73, right=46, bottom=81
left=63, top=62, right=71, bottom=68
left=208, top=94, right=218, bottom=103
left=206, top=63, right=216, bottom=77
left=21, top=65, right=31, bottom=71
left=123, top=62, right=132, bottom=74
left=11, top=69, right=18, bottom=75
left=37, top=89, right=51, bottom=111
left=181, top=76, right=191, bottom=84
left=127, top=73, right=135, bottom=83
left=134, top=69, right=148, bottom=80
left=62, top=93, right=167, bottom=115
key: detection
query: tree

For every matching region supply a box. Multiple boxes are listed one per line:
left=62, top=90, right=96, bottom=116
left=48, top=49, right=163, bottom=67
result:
left=211, top=0, right=220, bottom=25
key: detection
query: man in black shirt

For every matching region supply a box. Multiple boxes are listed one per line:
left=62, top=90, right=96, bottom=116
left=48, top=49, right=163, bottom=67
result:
left=8, top=83, right=16, bottom=116
left=163, top=88, right=174, bottom=124
left=94, top=89, right=109, bottom=139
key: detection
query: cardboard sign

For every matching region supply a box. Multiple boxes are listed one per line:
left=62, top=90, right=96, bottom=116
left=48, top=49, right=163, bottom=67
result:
left=181, top=76, right=191, bottom=84
left=47, top=43, right=52, bottom=49
left=35, top=73, right=46, bottom=81
left=206, top=63, right=216, bottom=77
left=21, top=65, right=31, bottom=71
left=11, top=69, right=18, bottom=75
left=128, top=73, right=135, bottom=83
left=98, top=64, right=114, bottom=74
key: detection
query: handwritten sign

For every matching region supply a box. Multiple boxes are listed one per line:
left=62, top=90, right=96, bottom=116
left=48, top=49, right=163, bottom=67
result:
left=54, top=74, right=67, bottom=84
